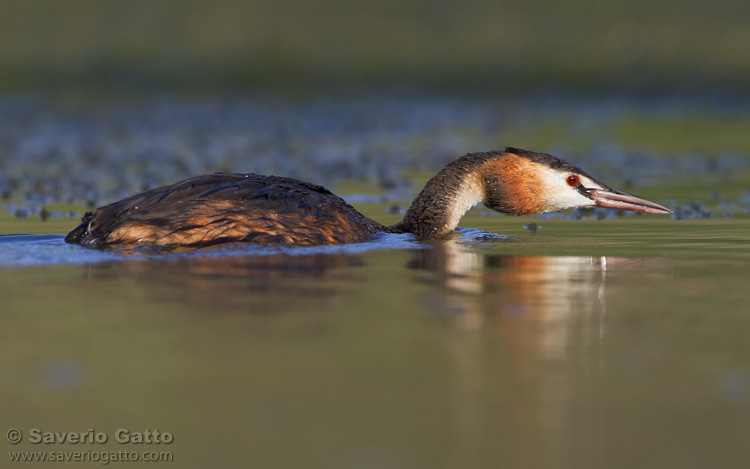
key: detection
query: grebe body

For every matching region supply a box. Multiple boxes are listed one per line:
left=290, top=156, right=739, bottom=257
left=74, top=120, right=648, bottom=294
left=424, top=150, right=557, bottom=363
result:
left=65, top=173, right=385, bottom=247
left=66, top=148, right=671, bottom=248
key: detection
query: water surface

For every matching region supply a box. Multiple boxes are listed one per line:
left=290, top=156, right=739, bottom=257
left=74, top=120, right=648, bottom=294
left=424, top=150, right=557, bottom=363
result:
left=2, top=94, right=749, bottom=467
left=2, top=217, right=749, bottom=468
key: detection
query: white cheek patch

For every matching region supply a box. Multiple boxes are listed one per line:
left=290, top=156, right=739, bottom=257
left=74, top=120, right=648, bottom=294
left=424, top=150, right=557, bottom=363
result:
left=535, top=169, right=596, bottom=212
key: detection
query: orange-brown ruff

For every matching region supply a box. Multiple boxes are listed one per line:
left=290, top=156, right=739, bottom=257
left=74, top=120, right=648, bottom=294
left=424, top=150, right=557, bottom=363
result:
left=66, top=148, right=672, bottom=248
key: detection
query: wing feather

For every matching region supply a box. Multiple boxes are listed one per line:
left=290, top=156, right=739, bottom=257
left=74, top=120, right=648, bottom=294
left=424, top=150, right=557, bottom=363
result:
left=66, top=173, right=385, bottom=247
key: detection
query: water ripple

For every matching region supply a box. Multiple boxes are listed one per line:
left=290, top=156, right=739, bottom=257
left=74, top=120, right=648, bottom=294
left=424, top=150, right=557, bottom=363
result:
left=0, top=232, right=427, bottom=268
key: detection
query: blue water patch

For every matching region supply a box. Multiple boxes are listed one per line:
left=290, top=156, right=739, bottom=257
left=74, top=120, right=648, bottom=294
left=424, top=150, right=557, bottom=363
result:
left=163, top=232, right=427, bottom=260
left=0, top=228, right=519, bottom=267
left=453, top=227, right=512, bottom=242
left=0, top=234, right=123, bottom=267
left=0, top=231, right=430, bottom=267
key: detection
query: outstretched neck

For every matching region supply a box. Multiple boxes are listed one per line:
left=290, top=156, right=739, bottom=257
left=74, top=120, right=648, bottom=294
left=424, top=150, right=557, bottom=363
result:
left=389, top=153, right=493, bottom=239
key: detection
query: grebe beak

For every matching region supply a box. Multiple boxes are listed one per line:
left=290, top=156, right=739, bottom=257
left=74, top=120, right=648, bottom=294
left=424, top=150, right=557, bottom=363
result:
left=586, top=188, right=672, bottom=214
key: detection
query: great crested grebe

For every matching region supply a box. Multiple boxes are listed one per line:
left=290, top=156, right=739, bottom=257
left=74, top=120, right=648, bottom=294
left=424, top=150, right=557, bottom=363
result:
left=65, top=147, right=671, bottom=248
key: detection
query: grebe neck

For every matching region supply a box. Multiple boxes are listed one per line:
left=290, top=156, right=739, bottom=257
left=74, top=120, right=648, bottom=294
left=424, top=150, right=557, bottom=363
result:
left=389, top=153, right=493, bottom=239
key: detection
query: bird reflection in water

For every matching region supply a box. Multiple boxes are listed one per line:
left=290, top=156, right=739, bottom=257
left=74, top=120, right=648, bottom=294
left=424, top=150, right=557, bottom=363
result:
left=406, top=237, right=666, bottom=465
left=84, top=237, right=666, bottom=463
left=407, top=238, right=661, bottom=336
left=90, top=251, right=366, bottom=301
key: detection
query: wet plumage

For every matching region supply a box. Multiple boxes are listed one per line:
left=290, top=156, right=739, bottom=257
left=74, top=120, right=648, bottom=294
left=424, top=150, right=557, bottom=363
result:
left=66, top=173, right=385, bottom=247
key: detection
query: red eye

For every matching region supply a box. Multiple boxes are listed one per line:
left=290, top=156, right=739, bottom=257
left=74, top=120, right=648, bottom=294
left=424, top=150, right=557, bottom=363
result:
left=566, top=175, right=579, bottom=187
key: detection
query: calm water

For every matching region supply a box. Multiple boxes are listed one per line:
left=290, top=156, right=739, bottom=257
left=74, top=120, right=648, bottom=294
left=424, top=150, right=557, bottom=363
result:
left=2, top=216, right=750, bottom=468
left=2, top=94, right=749, bottom=467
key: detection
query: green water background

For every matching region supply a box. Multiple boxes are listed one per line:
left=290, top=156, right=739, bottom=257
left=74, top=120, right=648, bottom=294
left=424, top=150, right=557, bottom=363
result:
left=1, top=1, right=750, bottom=467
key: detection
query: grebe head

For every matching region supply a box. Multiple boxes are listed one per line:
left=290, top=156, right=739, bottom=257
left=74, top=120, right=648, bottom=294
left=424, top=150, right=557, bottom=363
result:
left=483, top=148, right=672, bottom=215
